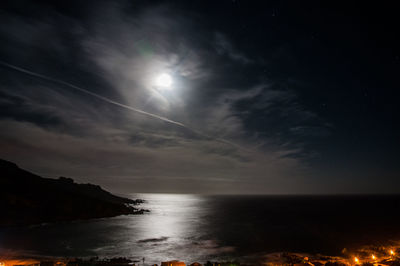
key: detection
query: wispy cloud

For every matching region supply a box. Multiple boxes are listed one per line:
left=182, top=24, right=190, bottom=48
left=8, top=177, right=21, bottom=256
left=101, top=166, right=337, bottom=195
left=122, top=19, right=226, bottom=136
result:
left=214, top=33, right=254, bottom=65
left=0, top=0, right=332, bottom=193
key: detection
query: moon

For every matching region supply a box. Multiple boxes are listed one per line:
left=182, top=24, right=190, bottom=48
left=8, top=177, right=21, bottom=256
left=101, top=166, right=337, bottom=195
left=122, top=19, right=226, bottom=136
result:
left=155, top=73, right=173, bottom=88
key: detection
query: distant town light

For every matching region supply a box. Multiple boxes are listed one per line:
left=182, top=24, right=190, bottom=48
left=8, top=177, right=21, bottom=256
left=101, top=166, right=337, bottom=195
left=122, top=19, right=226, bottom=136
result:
left=390, top=249, right=395, bottom=255
left=354, top=257, right=359, bottom=263
left=372, top=255, right=376, bottom=260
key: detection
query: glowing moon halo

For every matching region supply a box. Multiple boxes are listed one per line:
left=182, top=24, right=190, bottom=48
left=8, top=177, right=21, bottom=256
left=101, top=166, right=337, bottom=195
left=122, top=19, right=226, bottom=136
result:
left=155, top=73, right=173, bottom=88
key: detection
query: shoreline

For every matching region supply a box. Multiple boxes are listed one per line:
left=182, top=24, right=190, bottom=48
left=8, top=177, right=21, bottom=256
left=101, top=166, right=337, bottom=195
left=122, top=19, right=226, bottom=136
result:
left=1, top=246, right=400, bottom=266
left=0, top=208, right=150, bottom=229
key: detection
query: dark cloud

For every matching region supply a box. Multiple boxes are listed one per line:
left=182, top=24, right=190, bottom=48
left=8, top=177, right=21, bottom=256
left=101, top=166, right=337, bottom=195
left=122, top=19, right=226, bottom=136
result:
left=137, top=237, right=169, bottom=244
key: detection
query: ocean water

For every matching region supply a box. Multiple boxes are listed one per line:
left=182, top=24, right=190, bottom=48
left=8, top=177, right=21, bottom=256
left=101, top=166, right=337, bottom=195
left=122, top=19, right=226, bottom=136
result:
left=1, top=194, right=400, bottom=264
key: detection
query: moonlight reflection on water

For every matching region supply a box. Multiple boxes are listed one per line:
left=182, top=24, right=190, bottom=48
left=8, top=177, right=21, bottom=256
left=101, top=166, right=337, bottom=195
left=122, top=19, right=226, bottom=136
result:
left=2, top=194, right=400, bottom=265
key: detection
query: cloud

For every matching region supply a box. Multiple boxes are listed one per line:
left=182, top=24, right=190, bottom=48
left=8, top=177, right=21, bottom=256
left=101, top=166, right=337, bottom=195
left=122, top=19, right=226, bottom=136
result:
left=214, top=33, right=254, bottom=65
left=0, top=0, right=332, bottom=194
left=0, top=119, right=305, bottom=194
left=137, top=237, right=169, bottom=243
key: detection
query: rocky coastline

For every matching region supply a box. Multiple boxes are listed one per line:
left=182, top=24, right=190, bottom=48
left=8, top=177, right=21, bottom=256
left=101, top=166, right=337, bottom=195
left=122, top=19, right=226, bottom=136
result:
left=0, top=159, right=149, bottom=227
left=2, top=248, right=400, bottom=266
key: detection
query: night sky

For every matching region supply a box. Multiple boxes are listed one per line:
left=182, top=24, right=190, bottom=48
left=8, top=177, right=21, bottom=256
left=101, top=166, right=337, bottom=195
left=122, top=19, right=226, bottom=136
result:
left=1, top=1, right=399, bottom=194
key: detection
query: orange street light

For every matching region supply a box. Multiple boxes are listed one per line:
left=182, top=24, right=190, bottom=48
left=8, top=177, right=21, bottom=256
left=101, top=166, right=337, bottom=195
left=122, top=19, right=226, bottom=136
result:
left=354, top=257, right=359, bottom=264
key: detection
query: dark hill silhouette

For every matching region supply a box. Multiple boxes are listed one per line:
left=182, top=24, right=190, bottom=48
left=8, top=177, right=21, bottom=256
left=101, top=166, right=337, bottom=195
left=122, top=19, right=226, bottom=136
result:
left=0, top=159, right=147, bottom=226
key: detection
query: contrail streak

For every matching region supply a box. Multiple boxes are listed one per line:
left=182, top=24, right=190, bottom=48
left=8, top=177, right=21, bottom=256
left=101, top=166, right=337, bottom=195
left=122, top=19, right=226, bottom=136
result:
left=0, top=60, right=245, bottom=150
left=0, top=61, right=184, bottom=127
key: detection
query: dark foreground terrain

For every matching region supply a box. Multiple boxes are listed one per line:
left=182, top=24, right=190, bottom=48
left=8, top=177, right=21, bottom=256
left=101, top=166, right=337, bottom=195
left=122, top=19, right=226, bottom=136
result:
left=1, top=248, right=400, bottom=266
left=0, top=159, right=147, bottom=226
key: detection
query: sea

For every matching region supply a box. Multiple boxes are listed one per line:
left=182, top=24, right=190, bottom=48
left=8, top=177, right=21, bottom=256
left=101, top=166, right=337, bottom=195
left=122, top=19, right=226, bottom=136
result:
left=1, top=194, right=400, bottom=264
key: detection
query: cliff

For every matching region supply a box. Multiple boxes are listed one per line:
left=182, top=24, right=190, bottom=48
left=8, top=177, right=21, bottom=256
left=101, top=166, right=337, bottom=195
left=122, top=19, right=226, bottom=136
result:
left=0, top=159, right=147, bottom=226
